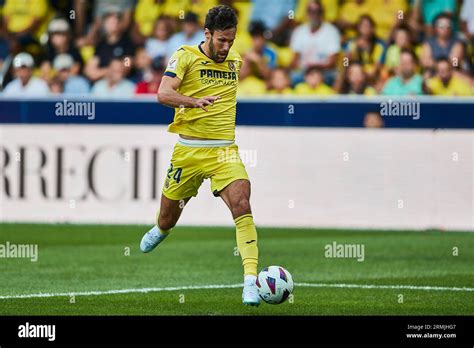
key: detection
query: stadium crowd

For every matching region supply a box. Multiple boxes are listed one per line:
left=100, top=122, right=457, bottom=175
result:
left=0, top=0, right=473, bottom=97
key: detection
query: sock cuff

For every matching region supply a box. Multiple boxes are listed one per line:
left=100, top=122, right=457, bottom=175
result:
left=159, top=227, right=171, bottom=235
left=234, top=214, right=254, bottom=226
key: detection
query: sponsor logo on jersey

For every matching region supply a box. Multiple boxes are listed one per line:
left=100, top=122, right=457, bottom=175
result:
left=199, top=69, right=237, bottom=80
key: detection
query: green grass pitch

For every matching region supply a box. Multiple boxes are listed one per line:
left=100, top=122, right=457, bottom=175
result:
left=0, top=224, right=473, bottom=315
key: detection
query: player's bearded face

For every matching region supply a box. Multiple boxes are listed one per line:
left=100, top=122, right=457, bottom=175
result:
left=209, top=28, right=236, bottom=63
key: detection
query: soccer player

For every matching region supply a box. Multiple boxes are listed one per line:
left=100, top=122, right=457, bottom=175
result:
left=139, top=5, right=260, bottom=306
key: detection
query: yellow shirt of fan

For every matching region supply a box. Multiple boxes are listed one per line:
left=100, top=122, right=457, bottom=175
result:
left=164, top=43, right=242, bottom=141
left=427, top=76, right=473, bottom=96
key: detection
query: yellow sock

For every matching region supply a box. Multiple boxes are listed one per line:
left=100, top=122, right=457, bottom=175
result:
left=235, top=214, right=258, bottom=276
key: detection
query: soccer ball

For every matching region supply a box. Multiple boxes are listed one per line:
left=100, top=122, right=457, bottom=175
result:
left=256, top=266, right=294, bottom=304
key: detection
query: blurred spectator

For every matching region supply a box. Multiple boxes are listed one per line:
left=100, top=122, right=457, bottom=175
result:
left=336, top=0, right=407, bottom=41
left=290, top=0, right=341, bottom=85
left=420, top=13, right=465, bottom=73
left=91, top=58, right=135, bottom=97
left=239, top=21, right=277, bottom=81
left=129, top=46, right=152, bottom=83
left=160, top=0, right=192, bottom=18
left=135, top=56, right=165, bottom=94
left=382, top=49, right=423, bottom=95
left=132, top=0, right=163, bottom=43
left=40, top=19, right=84, bottom=81
left=336, top=0, right=371, bottom=39
left=94, top=1, right=134, bottom=27
left=48, top=76, right=64, bottom=95
left=420, top=0, right=457, bottom=36
left=145, top=18, right=172, bottom=60
left=189, top=0, right=219, bottom=26
left=460, top=1, right=474, bottom=74
left=368, top=0, right=407, bottom=41
left=84, top=9, right=135, bottom=81
left=166, top=12, right=204, bottom=60
left=267, top=68, right=293, bottom=94
left=460, top=0, right=474, bottom=40
left=3, top=52, right=49, bottom=97
left=384, top=25, right=415, bottom=72
left=345, top=15, right=386, bottom=81
left=294, top=67, right=334, bottom=95
left=79, top=1, right=134, bottom=46
left=364, top=112, right=385, bottom=128
left=295, top=0, right=339, bottom=25
left=425, top=58, right=472, bottom=96
left=335, top=62, right=376, bottom=95
left=237, top=75, right=267, bottom=96
left=53, top=54, right=90, bottom=94
left=49, top=0, right=87, bottom=38
left=2, top=0, right=49, bottom=52
left=250, top=0, right=296, bottom=46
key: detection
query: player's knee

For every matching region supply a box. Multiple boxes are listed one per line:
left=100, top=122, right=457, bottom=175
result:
left=232, top=198, right=251, bottom=217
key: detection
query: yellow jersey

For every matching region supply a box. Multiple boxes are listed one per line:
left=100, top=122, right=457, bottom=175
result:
left=3, top=0, right=49, bottom=37
left=427, top=76, right=472, bottom=96
left=164, top=43, right=242, bottom=141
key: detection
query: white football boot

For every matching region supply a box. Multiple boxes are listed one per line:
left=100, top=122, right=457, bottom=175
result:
left=242, top=279, right=260, bottom=306
left=140, top=226, right=168, bottom=253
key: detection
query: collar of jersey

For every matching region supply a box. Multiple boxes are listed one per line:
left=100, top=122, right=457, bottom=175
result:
left=198, top=41, right=223, bottom=63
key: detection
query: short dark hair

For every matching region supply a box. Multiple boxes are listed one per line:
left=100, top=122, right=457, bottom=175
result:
left=304, top=66, right=323, bottom=76
left=357, top=14, right=375, bottom=28
left=248, top=20, right=266, bottom=37
left=183, top=12, right=198, bottom=24
left=400, top=48, right=418, bottom=64
left=432, top=12, right=452, bottom=27
left=204, top=5, right=238, bottom=33
left=435, top=57, right=450, bottom=65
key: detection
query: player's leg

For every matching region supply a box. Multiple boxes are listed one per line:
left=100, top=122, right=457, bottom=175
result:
left=158, top=194, right=191, bottom=230
left=219, top=179, right=260, bottom=306
left=140, top=195, right=190, bottom=253
left=140, top=143, right=204, bottom=253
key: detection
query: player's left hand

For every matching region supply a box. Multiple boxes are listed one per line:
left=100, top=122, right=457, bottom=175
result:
left=194, top=96, right=221, bottom=111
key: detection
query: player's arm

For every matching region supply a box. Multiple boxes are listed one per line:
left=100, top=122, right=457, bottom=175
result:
left=157, top=76, right=220, bottom=112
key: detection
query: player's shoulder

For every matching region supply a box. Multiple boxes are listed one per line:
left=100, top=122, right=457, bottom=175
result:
left=227, top=47, right=242, bottom=62
left=171, top=45, right=195, bottom=58
left=172, top=44, right=208, bottom=65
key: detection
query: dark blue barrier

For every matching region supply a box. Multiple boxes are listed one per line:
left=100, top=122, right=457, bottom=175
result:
left=0, top=96, right=473, bottom=128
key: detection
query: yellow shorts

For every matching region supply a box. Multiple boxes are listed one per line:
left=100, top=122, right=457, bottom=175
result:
left=162, top=141, right=249, bottom=201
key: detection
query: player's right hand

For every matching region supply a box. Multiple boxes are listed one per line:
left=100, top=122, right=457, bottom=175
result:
left=194, top=96, right=220, bottom=111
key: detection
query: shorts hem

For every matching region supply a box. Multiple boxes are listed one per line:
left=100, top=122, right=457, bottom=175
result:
left=162, top=190, right=196, bottom=201
left=212, top=177, right=250, bottom=197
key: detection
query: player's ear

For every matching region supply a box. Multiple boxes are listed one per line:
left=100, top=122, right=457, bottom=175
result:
left=204, top=28, right=212, bottom=41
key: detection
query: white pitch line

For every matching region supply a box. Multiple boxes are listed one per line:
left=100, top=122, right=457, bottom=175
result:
left=0, top=284, right=243, bottom=300
left=296, top=283, right=474, bottom=292
left=0, top=282, right=473, bottom=300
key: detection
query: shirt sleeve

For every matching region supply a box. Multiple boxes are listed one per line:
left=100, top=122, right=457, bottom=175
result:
left=164, top=47, right=191, bottom=80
